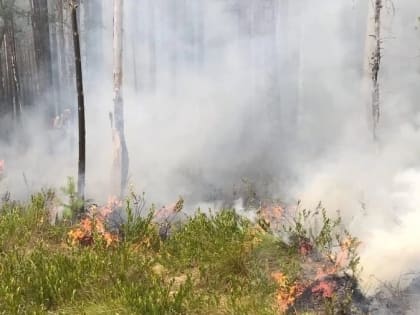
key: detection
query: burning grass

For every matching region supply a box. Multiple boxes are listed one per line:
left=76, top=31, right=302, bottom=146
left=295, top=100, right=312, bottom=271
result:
left=67, top=200, right=120, bottom=247
left=0, top=189, right=370, bottom=314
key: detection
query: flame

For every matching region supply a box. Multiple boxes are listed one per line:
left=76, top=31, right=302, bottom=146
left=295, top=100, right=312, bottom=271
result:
left=154, top=197, right=184, bottom=222
left=68, top=201, right=119, bottom=247
left=316, top=265, right=339, bottom=280
left=258, top=203, right=284, bottom=231
left=274, top=232, right=362, bottom=311
left=311, top=280, right=336, bottom=298
left=272, top=272, right=305, bottom=312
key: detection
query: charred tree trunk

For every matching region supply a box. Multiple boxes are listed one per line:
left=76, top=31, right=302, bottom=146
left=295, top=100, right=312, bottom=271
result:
left=70, top=1, right=86, bottom=205
left=112, top=0, right=129, bottom=198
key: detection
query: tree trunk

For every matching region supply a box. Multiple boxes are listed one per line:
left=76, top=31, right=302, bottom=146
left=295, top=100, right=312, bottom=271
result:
left=30, top=0, right=53, bottom=121
left=363, top=0, right=382, bottom=140
left=56, top=0, right=69, bottom=103
left=0, top=44, right=4, bottom=109
left=6, top=14, right=22, bottom=121
left=70, top=1, right=86, bottom=206
left=112, top=0, right=129, bottom=198
left=1, top=4, right=21, bottom=122
left=50, top=1, right=60, bottom=116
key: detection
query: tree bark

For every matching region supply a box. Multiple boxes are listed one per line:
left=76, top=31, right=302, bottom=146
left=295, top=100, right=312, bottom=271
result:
left=1, top=3, right=21, bottom=121
left=112, top=0, right=129, bottom=198
left=70, top=1, right=86, bottom=205
left=56, top=0, right=69, bottom=102
left=364, top=0, right=382, bottom=140
left=6, top=13, right=22, bottom=121
left=30, top=0, right=53, bottom=121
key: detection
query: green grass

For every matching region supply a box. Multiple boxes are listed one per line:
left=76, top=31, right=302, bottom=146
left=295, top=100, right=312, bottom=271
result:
left=0, top=191, right=362, bottom=314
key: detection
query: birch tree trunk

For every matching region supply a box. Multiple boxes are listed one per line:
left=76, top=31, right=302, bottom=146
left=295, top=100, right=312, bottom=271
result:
left=112, top=0, right=129, bottom=198
left=70, top=1, right=86, bottom=206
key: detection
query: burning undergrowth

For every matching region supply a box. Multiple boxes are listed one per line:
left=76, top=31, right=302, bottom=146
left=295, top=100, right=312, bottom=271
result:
left=67, top=197, right=121, bottom=247
left=66, top=191, right=186, bottom=248
left=5, top=183, right=415, bottom=314
left=65, top=193, right=372, bottom=313
left=126, top=193, right=370, bottom=312
left=257, top=201, right=370, bottom=314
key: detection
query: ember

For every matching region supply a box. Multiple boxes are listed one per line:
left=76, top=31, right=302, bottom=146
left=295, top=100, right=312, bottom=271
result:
left=290, top=274, right=369, bottom=314
left=311, top=279, right=336, bottom=298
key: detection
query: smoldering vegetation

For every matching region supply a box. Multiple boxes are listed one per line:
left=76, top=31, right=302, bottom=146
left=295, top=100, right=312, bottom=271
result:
left=1, top=0, right=420, bottom=311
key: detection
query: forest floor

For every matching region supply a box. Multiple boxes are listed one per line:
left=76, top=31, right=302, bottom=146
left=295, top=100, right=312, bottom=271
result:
left=0, top=188, right=377, bottom=314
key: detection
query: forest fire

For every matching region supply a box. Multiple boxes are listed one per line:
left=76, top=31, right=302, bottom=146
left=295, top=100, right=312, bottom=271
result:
left=270, top=226, right=367, bottom=313
left=257, top=202, right=284, bottom=231
left=0, top=0, right=420, bottom=312
left=271, top=271, right=306, bottom=312
left=67, top=198, right=120, bottom=247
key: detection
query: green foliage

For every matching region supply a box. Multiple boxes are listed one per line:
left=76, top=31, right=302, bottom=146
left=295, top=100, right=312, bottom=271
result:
left=60, top=177, right=84, bottom=220
left=164, top=210, right=251, bottom=277
left=283, top=203, right=341, bottom=256
left=121, top=276, right=193, bottom=314
left=122, top=194, right=159, bottom=247
left=0, top=192, right=363, bottom=314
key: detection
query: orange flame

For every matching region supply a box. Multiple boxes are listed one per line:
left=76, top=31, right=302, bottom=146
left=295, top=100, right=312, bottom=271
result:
left=68, top=201, right=119, bottom=247
left=258, top=203, right=284, bottom=231
left=272, top=272, right=305, bottom=312
left=312, top=280, right=336, bottom=298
